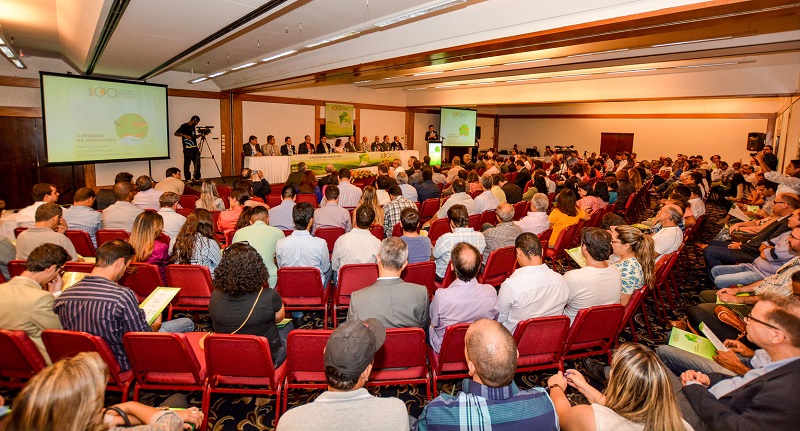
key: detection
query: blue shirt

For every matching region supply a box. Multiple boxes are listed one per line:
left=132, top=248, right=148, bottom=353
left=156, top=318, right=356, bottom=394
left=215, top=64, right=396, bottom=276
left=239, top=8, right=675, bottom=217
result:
left=62, top=205, right=102, bottom=247
left=401, top=236, right=433, bottom=264
left=275, top=230, right=331, bottom=285
left=416, top=379, right=559, bottom=431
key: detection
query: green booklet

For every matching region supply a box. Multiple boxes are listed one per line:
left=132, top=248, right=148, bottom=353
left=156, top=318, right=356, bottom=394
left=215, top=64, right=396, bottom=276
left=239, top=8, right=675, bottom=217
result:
left=565, top=246, right=587, bottom=268
left=668, top=327, right=717, bottom=359
left=716, top=292, right=751, bottom=305
left=139, top=287, right=181, bottom=325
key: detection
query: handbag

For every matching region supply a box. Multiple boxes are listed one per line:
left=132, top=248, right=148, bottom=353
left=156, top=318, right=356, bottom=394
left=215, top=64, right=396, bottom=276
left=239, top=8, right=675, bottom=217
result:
left=715, top=305, right=747, bottom=337
left=199, top=288, right=264, bottom=349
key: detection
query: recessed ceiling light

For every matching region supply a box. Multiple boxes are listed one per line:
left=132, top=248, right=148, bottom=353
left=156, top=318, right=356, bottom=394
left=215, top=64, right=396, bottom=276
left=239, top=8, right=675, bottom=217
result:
left=567, top=49, right=628, bottom=58
left=0, top=46, right=14, bottom=58
left=190, top=77, right=208, bottom=84
left=412, top=71, right=443, bottom=76
left=503, top=58, right=551, bottom=66
left=305, top=31, right=360, bottom=48
left=675, top=61, right=739, bottom=69
left=262, top=50, right=297, bottom=62
left=652, top=37, right=733, bottom=48
left=375, top=0, right=467, bottom=27
left=11, top=58, right=25, bottom=69
left=231, top=62, right=257, bottom=71
left=451, top=65, right=490, bottom=72
left=505, top=78, right=539, bottom=83
left=207, top=71, right=226, bottom=78
left=606, top=68, right=656, bottom=75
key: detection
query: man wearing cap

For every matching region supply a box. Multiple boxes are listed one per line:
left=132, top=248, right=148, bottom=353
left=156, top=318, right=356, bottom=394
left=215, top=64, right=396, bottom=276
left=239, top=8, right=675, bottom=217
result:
left=276, top=318, right=409, bottom=431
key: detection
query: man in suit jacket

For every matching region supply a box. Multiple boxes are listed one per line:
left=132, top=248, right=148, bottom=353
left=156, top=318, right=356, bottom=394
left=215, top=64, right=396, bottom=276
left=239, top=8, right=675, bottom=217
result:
left=0, top=243, right=71, bottom=364
left=299, top=135, right=316, bottom=154
left=514, top=161, right=532, bottom=189
left=316, top=136, right=332, bottom=154
left=243, top=135, right=262, bottom=157
left=391, top=136, right=404, bottom=150
left=285, top=162, right=307, bottom=190
left=677, top=292, right=800, bottom=430
left=344, top=136, right=357, bottom=152
left=347, top=237, right=429, bottom=329
left=280, top=136, right=296, bottom=155
left=370, top=136, right=383, bottom=152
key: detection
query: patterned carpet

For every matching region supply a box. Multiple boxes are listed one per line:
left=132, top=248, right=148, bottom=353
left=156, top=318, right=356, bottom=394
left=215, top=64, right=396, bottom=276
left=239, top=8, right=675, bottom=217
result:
left=0, top=197, right=727, bottom=431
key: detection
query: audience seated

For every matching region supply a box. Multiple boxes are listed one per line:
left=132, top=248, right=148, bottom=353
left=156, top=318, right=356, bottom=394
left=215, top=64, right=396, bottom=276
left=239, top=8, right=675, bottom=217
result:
left=611, top=225, right=656, bottom=306
left=277, top=318, right=408, bottom=430
left=16, top=203, right=78, bottom=261
left=432, top=205, right=486, bottom=279
left=322, top=168, right=362, bottom=208
left=62, top=187, right=102, bottom=247
left=563, top=227, right=621, bottom=323
left=96, top=172, right=133, bottom=211
left=332, top=205, right=382, bottom=282
left=515, top=193, right=551, bottom=235
left=16, top=183, right=60, bottom=228
left=313, top=185, right=352, bottom=233
left=156, top=192, right=186, bottom=252
left=131, top=175, right=163, bottom=211
left=711, top=225, right=800, bottom=289
left=548, top=189, right=591, bottom=247
left=0, top=202, right=14, bottom=280
left=397, top=171, right=418, bottom=202
left=652, top=204, right=685, bottom=261
left=209, top=242, right=289, bottom=367
left=480, top=203, right=522, bottom=266
left=54, top=240, right=194, bottom=371
left=217, top=188, right=249, bottom=234
left=0, top=243, right=70, bottom=363
left=414, top=169, right=441, bottom=203
left=399, top=208, right=432, bottom=264
left=383, top=185, right=418, bottom=237
left=498, top=174, right=523, bottom=205
left=285, top=161, right=306, bottom=190
left=418, top=319, right=558, bottom=430
left=474, top=174, right=500, bottom=214
left=347, top=237, right=428, bottom=329
left=231, top=206, right=283, bottom=288
left=355, top=186, right=384, bottom=226
left=431, top=179, right=476, bottom=224
left=171, top=208, right=223, bottom=275
left=102, top=181, right=144, bottom=232
left=154, top=167, right=186, bottom=195
left=269, top=185, right=297, bottom=230
left=128, top=211, right=169, bottom=283
left=429, top=243, right=498, bottom=353
left=196, top=179, right=226, bottom=211
left=490, top=173, right=508, bottom=205
left=276, top=202, right=332, bottom=286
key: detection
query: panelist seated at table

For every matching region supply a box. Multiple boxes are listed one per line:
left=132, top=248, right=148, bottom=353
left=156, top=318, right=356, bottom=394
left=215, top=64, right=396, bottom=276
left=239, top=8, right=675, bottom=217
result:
left=299, top=135, right=316, bottom=154
left=280, top=136, right=297, bottom=156
left=243, top=135, right=262, bottom=157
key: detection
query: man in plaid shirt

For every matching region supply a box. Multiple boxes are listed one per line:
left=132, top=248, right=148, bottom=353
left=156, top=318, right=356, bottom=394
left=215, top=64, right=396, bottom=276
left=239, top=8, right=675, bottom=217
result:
left=383, top=185, right=417, bottom=237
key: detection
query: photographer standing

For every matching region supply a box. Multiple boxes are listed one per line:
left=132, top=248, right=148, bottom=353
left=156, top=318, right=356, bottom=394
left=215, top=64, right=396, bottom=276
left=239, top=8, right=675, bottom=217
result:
left=174, top=115, right=201, bottom=183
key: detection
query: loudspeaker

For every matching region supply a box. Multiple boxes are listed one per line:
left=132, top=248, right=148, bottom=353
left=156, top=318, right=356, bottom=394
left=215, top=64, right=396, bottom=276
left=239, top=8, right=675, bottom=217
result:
left=747, top=132, right=766, bottom=151
left=476, top=126, right=481, bottom=140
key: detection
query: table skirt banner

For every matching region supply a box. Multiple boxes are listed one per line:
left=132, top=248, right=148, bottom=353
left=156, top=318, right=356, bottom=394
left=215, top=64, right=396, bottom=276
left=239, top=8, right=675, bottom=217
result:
left=245, top=150, right=418, bottom=184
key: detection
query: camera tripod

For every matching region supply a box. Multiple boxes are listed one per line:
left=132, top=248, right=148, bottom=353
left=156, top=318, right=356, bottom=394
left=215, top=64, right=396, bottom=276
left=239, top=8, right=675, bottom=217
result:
left=197, top=132, right=225, bottom=184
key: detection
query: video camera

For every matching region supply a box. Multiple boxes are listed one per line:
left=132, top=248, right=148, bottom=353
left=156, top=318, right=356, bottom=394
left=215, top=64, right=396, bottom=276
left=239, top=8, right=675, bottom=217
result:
left=197, top=126, right=214, bottom=135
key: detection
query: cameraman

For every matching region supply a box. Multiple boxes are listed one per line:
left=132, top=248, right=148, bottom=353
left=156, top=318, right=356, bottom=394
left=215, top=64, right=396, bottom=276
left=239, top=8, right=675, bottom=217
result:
left=174, top=115, right=201, bottom=183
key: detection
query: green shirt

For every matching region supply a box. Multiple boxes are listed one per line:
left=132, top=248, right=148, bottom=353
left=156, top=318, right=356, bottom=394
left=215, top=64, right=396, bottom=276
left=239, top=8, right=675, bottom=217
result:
left=232, top=221, right=285, bottom=288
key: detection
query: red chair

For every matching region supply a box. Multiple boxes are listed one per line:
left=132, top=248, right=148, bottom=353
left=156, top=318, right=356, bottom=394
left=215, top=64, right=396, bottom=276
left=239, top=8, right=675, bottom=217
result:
left=282, top=229, right=294, bottom=237
left=537, top=227, right=553, bottom=250
left=65, top=230, right=96, bottom=257
left=0, top=272, right=5, bottom=283
left=209, top=211, right=221, bottom=233
left=478, top=210, right=496, bottom=228
left=369, top=224, right=385, bottom=240
left=333, top=263, right=379, bottom=327
left=276, top=267, right=330, bottom=329
left=476, top=246, right=516, bottom=287
left=468, top=190, right=482, bottom=199
left=177, top=207, right=193, bottom=218
left=433, top=264, right=456, bottom=291
left=7, top=260, right=26, bottom=278
left=266, top=195, right=282, bottom=208
left=204, top=334, right=286, bottom=425
left=427, top=218, right=452, bottom=244
left=42, top=329, right=133, bottom=401
left=513, top=316, right=570, bottom=373
left=369, top=328, right=431, bottom=400
left=63, top=262, right=95, bottom=273
left=468, top=213, right=481, bottom=231
left=402, top=261, right=437, bottom=298
left=418, top=198, right=440, bottom=224
left=96, top=229, right=129, bottom=246
left=621, top=285, right=654, bottom=344
left=123, top=332, right=207, bottom=411
left=513, top=201, right=530, bottom=220
left=166, top=265, right=214, bottom=319
left=13, top=227, right=27, bottom=238
left=216, top=185, right=232, bottom=200
left=179, top=194, right=197, bottom=210
left=314, top=226, right=345, bottom=255
left=296, top=193, right=319, bottom=208
left=282, top=329, right=332, bottom=411
left=224, top=229, right=236, bottom=247
left=544, top=224, right=578, bottom=266
left=563, top=304, right=626, bottom=363
left=428, top=323, right=470, bottom=397
left=0, top=329, right=47, bottom=389
left=392, top=222, right=404, bottom=237
left=118, top=263, right=162, bottom=303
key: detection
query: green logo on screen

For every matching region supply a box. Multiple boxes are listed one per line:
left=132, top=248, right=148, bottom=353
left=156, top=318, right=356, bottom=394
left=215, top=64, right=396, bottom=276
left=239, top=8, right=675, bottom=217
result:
left=459, top=124, right=469, bottom=137
left=115, top=113, right=148, bottom=141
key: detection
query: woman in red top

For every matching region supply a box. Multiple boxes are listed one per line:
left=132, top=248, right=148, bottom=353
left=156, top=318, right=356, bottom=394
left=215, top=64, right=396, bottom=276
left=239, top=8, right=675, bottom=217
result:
left=217, top=188, right=249, bottom=234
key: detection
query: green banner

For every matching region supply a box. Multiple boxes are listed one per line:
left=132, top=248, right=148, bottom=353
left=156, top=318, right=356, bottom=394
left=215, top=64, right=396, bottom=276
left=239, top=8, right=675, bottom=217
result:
left=325, top=103, right=354, bottom=137
left=289, top=151, right=404, bottom=175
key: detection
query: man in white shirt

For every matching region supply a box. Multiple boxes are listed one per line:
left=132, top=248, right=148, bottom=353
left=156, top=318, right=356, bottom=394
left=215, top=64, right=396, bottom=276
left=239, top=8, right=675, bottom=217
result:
left=131, top=175, right=163, bottom=211
left=446, top=157, right=464, bottom=183
left=275, top=202, right=331, bottom=286
left=331, top=206, right=382, bottom=282
left=153, top=167, right=185, bottom=196
left=687, top=185, right=706, bottom=219
left=652, top=204, right=685, bottom=261
left=16, top=183, right=60, bottom=228
left=429, top=179, right=476, bottom=226
left=156, top=192, right=186, bottom=252
left=497, top=232, right=568, bottom=333
left=515, top=193, right=551, bottom=235
left=563, top=227, right=622, bottom=323
left=756, top=152, right=800, bottom=196
left=323, top=168, right=362, bottom=208
left=474, top=174, right=500, bottom=214
left=102, top=182, right=144, bottom=232
left=484, top=159, right=500, bottom=176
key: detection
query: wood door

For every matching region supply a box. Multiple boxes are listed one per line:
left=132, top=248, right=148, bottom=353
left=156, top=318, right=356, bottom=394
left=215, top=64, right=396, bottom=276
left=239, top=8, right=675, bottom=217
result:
left=0, top=116, right=84, bottom=209
left=600, top=132, right=634, bottom=157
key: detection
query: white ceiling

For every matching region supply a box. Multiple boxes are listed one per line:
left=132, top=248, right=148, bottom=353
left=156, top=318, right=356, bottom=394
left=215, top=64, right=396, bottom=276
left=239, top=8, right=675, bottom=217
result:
left=0, top=0, right=798, bottom=100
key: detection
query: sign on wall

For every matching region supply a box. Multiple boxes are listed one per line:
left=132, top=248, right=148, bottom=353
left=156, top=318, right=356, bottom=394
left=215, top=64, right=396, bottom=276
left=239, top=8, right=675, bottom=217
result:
left=325, top=103, right=355, bottom=137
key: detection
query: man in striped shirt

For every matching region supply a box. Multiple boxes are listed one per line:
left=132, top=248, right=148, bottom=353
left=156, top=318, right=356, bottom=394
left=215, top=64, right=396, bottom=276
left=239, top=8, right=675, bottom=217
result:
left=54, top=240, right=194, bottom=371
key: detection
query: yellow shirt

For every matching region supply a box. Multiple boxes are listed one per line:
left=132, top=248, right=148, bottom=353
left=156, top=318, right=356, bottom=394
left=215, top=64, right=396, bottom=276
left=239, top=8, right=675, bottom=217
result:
left=548, top=207, right=586, bottom=245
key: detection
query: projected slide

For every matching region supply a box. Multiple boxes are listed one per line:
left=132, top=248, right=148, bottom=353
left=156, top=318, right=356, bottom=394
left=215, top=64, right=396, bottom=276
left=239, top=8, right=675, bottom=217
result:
left=41, top=73, right=170, bottom=165
left=440, top=107, right=477, bottom=147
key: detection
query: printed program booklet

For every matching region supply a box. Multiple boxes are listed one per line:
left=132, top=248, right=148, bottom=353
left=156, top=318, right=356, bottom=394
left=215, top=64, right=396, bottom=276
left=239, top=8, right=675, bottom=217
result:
left=565, top=246, right=587, bottom=268
left=139, top=287, right=180, bottom=324
left=668, top=327, right=717, bottom=359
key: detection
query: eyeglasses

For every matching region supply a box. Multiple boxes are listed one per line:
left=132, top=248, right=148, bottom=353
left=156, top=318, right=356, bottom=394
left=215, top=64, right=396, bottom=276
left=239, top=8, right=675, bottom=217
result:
left=56, top=266, right=66, bottom=277
left=744, top=314, right=781, bottom=331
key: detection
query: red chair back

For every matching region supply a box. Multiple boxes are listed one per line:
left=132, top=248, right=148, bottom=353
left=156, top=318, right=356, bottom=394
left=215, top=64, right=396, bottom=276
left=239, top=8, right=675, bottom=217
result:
left=41, top=329, right=132, bottom=399
left=336, top=264, right=378, bottom=305
left=209, top=211, right=221, bottom=233
left=314, top=226, right=345, bottom=254
left=179, top=195, right=197, bottom=210
left=468, top=213, right=481, bottom=231
left=428, top=323, right=470, bottom=396
left=122, top=332, right=206, bottom=399
left=204, top=334, right=285, bottom=406
left=468, top=190, right=482, bottom=199
left=513, top=201, right=530, bottom=220
left=476, top=246, right=516, bottom=287
left=427, top=218, right=452, bottom=244
left=224, top=229, right=236, bottom=246
left=513, top=316, right=570, bottom=373
left=478, top=210, right=496, bottom=228
left=369, top=224, right=385, bottom=240
left=166, top=264, right=214, bottom=318
left=7, top=260, right=26, bottom=278
left=296, top=193, right=319, bottom=208
left=177, top=207, right=193, bottom=218
left=118, top=263, right=162, bottom=303
left=563, top=304, right=625, bottom=362
left=537, top=227, right=553, bottom=250
left=276, top=267, right=330, bottom=328
left=282, top=330, right=332, bottom=410
left=0, top=329, right=47, bottom=388
left=370, top=328, right=430, bottom=399
left=392, top=222, right=403, bottom=237
left=418, top=198, right=440, bottom=224
left=14, top=227, right=27, bottom=238
left=63, top=262, right=95, bottom=273
left=216, top=185, right=232, bottom=200
left=282, top=229, right=294, bottom=237
left=402, top=261, right=436, bottom=298
left=96, top=229, right=129, bottom=246
left=65, top=230, right=96, bottom=257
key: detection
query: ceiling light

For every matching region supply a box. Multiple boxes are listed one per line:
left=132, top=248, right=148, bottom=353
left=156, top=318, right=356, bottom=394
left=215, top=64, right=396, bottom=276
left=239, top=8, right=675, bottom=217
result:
left=262, top=50, right=297, bottom=62
left=190, top=77, right=208, bottom=83
left=0, top=46, right=13, bottom=58
left=207, top=71, right=226, bottom=78
left=11, top=58, right=25, bottom=69
left=606, top=68, right=656, bottom=75
left=0, top=25, right=23, bottom=68
left=675, top=61, right=739, bottom=69
left=375, top=0, right=467, bottom=27
left=412, top=71, right=443, bottom=76
left=505, top=78, right=539, bottom=83
left=466, top=82, right=492, bottom=86
left=552, top=73, right=591, bottom=79
left=652, top=36, right=733, bottom=48
left=503, top=58, right=551, bottom=66
left=354, top=80, right=373, bottom=84
left=0, top=35, right=5, bottom=45
left=305, top=31, right=360, bottom=48
left=451, top=65, right=490, bottom=72
left=231, top=62, right=257, bottom=71
left=567, top=49, right=628, bottom=58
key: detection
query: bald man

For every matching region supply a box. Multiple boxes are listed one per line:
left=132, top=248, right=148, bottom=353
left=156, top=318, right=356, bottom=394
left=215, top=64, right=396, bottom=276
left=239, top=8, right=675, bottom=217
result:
left=417, top=319, right=558, bottom=430
left=480, top=203, right=522, bottom=266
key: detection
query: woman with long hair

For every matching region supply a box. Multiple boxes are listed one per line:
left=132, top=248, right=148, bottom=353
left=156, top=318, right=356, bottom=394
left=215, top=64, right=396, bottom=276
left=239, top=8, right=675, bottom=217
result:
left=548, top=188, right=590, bottom=246
left=628, top=167, right=643, bottom=190
left=217, top=188, right=249, bottom=234
left=195, top=180, right=225, bottom=211
left=170, top=208, right=222, bottom=274
left=547, top=343, right=692, bottom=430
left=354, top=186, right=384, bottom=226
left=532, top=171, right=549, bottom=195
left=466, top=170, right=482, bottom=193
left=616, top=170, right=635, bottom=209
left=321, top=172, right=339, bottom=197
left=605, top=177, right=619, bottom=204
left=298, top=170, right=322, bottom=203
left=209, top=242, right=289, bottom=367
left=612, top=225, right=656, bottom=305
left=128, top=211, right=168, bottom=283
left=333, top=138, right=344, bottom=153
left=576, top=181, right=609, bottom=215
left=4, top=352, right=203, bottom=431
